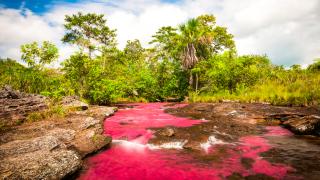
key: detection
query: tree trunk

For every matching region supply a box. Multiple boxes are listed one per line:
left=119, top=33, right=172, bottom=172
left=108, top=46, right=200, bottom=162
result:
left=189, top=70, right=193, bottom=89
left=89, top=48, right=92, bottom=59
left=103, top=56, right=106, bottom=71
left=195, top=73, right=198, bottom=92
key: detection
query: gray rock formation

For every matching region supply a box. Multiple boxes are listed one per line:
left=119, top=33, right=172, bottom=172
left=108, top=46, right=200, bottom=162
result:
left=0, top=135, right=65, bottom=158
left=0, top=86, right=47, bottom=127
left=0, top=149, right=81, bottom=180
left=0, top=89, right=117, bottom=179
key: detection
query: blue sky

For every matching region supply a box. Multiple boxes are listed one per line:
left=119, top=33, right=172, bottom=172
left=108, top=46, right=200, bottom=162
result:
left=0, top=0, right=179, bottom=13
left=0, top=0, right=63, bottom=13
left=0, top=0, right=319, bottom=67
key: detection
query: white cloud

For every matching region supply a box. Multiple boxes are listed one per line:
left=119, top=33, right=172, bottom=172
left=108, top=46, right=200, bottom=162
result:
left=0, top=8, right=74, bottom=65
left=0, top=0, right=319, bottom=66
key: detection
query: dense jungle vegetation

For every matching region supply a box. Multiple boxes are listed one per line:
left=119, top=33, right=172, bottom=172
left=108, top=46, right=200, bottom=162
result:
left=1, top=12, right=319, bottom=106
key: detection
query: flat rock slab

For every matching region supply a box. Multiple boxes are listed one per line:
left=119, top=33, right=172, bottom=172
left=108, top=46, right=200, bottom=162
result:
left=0, top=149, right=81, bottom=180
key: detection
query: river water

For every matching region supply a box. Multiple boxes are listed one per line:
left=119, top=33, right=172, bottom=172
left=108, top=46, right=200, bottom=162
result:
left=79, top=103, right=320, bottom=180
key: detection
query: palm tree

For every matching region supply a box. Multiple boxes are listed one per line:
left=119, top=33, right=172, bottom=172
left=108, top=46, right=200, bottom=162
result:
left=151, top=14, right=235, bottom=90
left=177, top=18, right=208, bottom=89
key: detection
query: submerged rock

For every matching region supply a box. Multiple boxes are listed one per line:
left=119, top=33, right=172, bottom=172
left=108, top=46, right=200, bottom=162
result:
left=159, top=127, right=175, bottom=137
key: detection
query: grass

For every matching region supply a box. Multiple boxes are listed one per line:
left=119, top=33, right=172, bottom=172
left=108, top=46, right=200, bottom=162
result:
left=26, top=105, right=69, bottom=123
left=190, top=73, right=320, bottom=106
left=115, top=97, right=149, bottom=103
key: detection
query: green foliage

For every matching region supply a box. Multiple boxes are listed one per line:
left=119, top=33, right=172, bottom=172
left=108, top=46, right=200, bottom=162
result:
left=196, top=52, right=272, bottom=93
left=26, top=105, right=67, bottom=123
left=191, top=61, right=320, bottom=106
left=0, top=58, right=73, bottom=99
left=307, top=58, right=320, bottom=72
left=150, top=14, right=235, bottom=90
left=62, top=52, right=91, bottom=97
left=62, top=12, right=117, bottom=57
left=20, top=41, right=58, bottom=69
left=88, top=79, right=125, bottom=104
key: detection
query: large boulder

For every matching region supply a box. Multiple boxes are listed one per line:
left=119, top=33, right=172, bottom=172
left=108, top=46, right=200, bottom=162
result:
left=71, top=129, right=112, bottom=157
left=283, top=115, right=320, bottom=135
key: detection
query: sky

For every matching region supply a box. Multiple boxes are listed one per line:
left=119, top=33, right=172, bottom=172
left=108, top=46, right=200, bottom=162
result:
left=0, top=0, right=319, bottom=67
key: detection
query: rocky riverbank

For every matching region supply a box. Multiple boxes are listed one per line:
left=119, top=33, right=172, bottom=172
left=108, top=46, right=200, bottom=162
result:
left=167, top=102, right=320, bottom=135
left=148, top=102, right=320, bottom=151
left=0, top=87, right=116, bottom=179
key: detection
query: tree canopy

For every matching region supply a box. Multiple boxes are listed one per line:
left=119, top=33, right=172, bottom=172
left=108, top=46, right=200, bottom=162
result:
left=20, top=41, right=58, bottom=69
left=62, top=12, right=117, bottom=58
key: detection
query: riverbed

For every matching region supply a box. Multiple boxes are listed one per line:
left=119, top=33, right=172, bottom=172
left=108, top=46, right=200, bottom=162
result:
left=79, top=103, right=320, bottom=180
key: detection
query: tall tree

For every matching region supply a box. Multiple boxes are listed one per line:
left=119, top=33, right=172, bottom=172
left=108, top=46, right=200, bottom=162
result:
left=62, top=52, right=91, bottom=97
left=124, top=39, right=145, bottom=63
left=150, top=26, right=178, bottom=58
left=20, top=41, right=59, bottom=69
left=62, top=12, right=117, bottom=58
left=151, top=14, right=235, bottom=89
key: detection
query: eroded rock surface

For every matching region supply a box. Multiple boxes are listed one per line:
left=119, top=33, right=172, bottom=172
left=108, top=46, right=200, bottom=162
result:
left=0, top=149, right=81, bottom=180
left=0, top=86, right=48, bottom=127
left=0, top=89, right=116, bottom=179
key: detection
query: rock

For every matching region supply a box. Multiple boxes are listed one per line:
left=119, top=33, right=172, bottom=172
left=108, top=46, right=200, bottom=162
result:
left=72, top=130, right=112, bottom=157
left=0, top=136, right=65, bottom=158
left=0, top=85, right=21, bottom=99
left=159, top=128, right=175, bottom=137
left=0, top=95, right=115, bottom=179
left=0, top=86, right=47, bottom=127
left=47, top=128, right=76, bottom=142
left=61, top=96, right=89, bottom=110
left=0, top=149, right=81, bottom=180
left=78, top=117, right=100, bottom=130
left=86, top=106, right=117, bottom=119
left=267, top=113, right=302, bottom=121
left=104, top=107, right=117, bottom=117
left=283, top=115, right=320, bottom=135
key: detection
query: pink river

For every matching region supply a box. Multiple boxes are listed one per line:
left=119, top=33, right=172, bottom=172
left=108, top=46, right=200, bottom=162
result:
left=79, top=103, right=294, bottom=180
